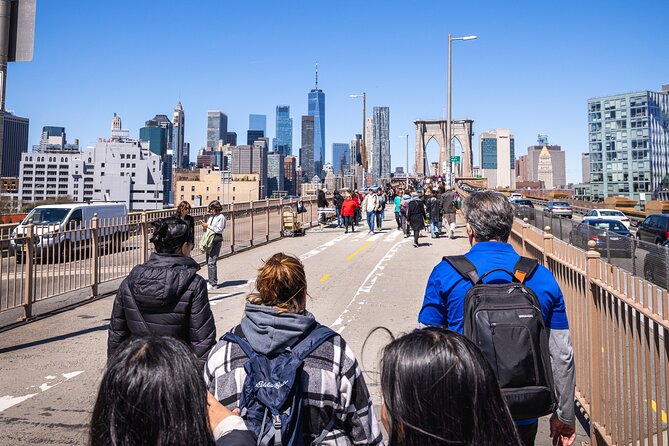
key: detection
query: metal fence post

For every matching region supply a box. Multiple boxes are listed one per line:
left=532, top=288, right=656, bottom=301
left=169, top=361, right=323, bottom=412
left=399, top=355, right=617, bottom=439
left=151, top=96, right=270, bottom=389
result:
left=265, top=199, right=270, bottom=242
left=542, top=226, right=553, bottom=266
left=586, top=240, right=603, bottom=445
left=522, top=218, right=530, bottom=256
left=230, top=204, right=236, bottom=253
left=140, top=212, right=149, bottom=263
left=249, top=201, right=254, bottom=246
left=22, top=220, right=35, bottom=320
left=91, top=213, right=99, bottom=297
left=310, top=198, right=314, bottom=228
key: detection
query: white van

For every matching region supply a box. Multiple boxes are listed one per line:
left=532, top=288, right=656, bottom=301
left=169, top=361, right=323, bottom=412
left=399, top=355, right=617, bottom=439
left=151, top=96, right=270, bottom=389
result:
left=11, top=202, right=128, bottom=259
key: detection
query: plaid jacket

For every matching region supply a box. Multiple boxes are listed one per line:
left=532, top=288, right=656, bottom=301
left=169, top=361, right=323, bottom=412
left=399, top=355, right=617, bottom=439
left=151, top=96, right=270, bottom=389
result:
left=205, top=326, right=385, bottom=446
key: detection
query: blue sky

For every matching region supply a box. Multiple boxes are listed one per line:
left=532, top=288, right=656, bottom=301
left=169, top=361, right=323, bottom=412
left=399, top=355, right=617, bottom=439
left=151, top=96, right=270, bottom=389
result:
left=9, top=0, right=669, bottom=183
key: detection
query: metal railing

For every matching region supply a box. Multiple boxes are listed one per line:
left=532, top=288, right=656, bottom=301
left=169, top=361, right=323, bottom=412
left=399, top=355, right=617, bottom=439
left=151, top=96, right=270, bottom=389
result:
left=511, top=219, right=669, bottom=446
left=0, top=197, right=319, bottom=322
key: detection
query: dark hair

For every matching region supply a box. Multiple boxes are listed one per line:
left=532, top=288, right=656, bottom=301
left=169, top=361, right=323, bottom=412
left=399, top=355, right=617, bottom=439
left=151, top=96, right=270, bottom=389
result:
left=89, top=337, right=215, bottom=446
left=208, top=200, right=223, bottom=213
left=150, top=217, right=190, bottom=254
left=380, top=327, right=521, bottom=446
left=176, top=200, right=191, bottom=216
left=247, top=253, right=307, bottom=313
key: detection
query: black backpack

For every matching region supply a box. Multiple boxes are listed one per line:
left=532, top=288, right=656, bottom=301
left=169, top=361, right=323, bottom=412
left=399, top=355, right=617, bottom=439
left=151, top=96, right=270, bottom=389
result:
left=444, top=255, right=558, bottom=420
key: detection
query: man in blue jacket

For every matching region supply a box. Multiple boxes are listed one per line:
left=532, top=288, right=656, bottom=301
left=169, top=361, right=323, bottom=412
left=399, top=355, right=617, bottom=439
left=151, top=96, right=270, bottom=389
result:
left=418, top=190, right=576, bottom=446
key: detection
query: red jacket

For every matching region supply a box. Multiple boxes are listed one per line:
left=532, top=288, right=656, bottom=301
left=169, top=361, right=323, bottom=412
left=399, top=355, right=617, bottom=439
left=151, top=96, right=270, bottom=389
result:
left=341, top=199, right=359, bottom=217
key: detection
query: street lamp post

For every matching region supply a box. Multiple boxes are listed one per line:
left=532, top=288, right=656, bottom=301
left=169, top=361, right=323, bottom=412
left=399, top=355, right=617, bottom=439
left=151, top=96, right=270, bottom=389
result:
left=248, top=188, right=256, bottom=203
left=446, top=34, right=477, bottom=186
left=350, top=93, right=366, bottom=188
left=399, top=134, right=409, bottom=179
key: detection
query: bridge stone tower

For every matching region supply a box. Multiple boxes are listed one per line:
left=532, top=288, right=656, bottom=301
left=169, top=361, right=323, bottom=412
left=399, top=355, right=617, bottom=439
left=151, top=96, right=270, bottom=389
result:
left=414, top=119, right=474, bottom=178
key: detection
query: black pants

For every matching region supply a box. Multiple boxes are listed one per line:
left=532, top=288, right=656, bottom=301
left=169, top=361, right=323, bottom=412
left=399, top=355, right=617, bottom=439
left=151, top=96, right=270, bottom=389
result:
left=413, top=228, right=420, bottom=245
left=394, top=212, right=401, bottom=229
left=516, top=422, right=538, bottom=446
left=344, top=216, right=355, bottom=232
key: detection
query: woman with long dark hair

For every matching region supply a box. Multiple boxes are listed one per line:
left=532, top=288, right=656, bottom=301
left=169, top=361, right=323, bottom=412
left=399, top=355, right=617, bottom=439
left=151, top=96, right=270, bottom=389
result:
left=380, top=327, right=522, bottom=446
left=176, top=200, right=195, bottom=249
left=91, top=337, right=254, bottom=445
left=108, top=217, right=216, bottom=368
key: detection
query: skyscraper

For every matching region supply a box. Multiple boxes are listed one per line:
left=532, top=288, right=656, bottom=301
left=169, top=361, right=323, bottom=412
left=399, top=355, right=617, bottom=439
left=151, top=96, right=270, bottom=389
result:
left=373, top=106, right=390, bottom=179
left=1, top=112, right=29, bottom=178
left=308, top=66, right=325, bottom=178
left=140, top=115, right=173, bottom=205
left=207, top=111, right=228, bottom=149
left=300, top=115, right=315, bottom=181
left=479, top=129, right=516, bottom=189
left=275, top=105, right=292, bottom=156
left=249, top=114, right=267, bottom=133
left=365, top=118, right=374, bottom=174
left=247, top=130, right=265, bottom=145
left=173, top=102, right=187, bottom=168
left=537, top=147, right=554, bottom=189
left=231, top=141, right=268, bottom=199
left=524, top=142, right=566, bottom=188
left=588, top=85, right=669, bottom=201
left=267, top=152, right=285, bottom=197
left=40, top=126, right=66, bottom=150
left=284, top=155, right=297, bottom=195
left=582, top=153, right=590, bottom=184
left=332, top=143, right=350, bottom=174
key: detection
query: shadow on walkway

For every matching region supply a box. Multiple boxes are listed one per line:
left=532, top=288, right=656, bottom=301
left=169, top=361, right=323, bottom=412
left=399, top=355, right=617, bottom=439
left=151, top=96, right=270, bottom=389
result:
left=0, top=323, right=109, bottom=354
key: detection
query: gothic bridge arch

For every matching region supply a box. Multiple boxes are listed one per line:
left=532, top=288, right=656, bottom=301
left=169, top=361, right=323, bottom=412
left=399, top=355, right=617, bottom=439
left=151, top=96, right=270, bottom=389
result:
left=414, top=119, right=473, bottom=177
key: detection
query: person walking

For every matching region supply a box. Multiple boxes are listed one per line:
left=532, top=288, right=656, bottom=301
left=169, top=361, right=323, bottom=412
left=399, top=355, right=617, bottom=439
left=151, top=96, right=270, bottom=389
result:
left=317, top=188, right=329, bottom=226
left=406, top=192, right=426, bottom=247
left=108, top=217, right=216, bottom=369
left=393, top=191, right=402, bottom=230
left=340, top=193, right=359, bottom=234
left=362, top=189, right=379, bottom=234
left=176, top=200, right=195, bottom=250
left=206, top=253, right=384, bottom=445
left=426, top=189, right=441, bottom=239
left=376, top=190, right=387, bottom=230
left=441, top=187, right=457, bottom=239
left=333, top=190, right=344, bottom=228
left=201, top=200, right=226, bottom=290
left=417, top=191, right=576, bottom=446
left=400, top=192, right=412, bottom=238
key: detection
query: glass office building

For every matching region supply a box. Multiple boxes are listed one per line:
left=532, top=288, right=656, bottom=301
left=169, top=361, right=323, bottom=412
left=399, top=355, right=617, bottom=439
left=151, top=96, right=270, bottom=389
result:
left=308, top=87, right=325, bottom=179
left=588, top=86, right=669, bottom=201
left=332, top=143, right=350, bottom=174
left=249, top=114, right=267, bottom=133
left=207, top=111, right=228, bottom=149
left=2, top=112, right=29, bottom=177
left=275, top=105, right=292, bottom=157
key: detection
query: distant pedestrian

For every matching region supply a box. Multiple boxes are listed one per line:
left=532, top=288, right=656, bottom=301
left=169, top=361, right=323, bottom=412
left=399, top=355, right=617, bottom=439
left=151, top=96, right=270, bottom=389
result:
left=426, top=190, right=441, bottom=239
left=393, top=192, right=402, bottom=230
left=317, top=189, right=329, bottom=225
left=400, top=193, right=411, bottom=237
left=176, top=200, right=195, bottom=250
left=441, top=187, right=457, bottom=239
left=108, top=217, right=216, bottom=369
left=376, top=190, right=387, bottom=230
left=201, top=200, right=226, bottom=290
left=340, top=193, right=359, bottom=234
left=333, top=190, right=344, bottom=228
left=407, top=192, right=426, bottom=247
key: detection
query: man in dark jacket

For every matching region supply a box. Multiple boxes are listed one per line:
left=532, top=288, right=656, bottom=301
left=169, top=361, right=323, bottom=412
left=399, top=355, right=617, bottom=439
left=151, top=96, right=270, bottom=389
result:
left=441, top=187, right=457, bottom=239
left=107, top=217, right=216, bottom=368
left=333, top=190, right=344, bottom=228
left=406, top=192, right=426, bottom=247
left=426, top=189, right=442, bottom=238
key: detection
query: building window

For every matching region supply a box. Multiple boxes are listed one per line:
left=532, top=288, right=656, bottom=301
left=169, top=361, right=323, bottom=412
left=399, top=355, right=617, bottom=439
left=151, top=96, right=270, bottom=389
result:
left=191, top=186, right=195, bottom=192
left=180, top=186, right=184, bottom=191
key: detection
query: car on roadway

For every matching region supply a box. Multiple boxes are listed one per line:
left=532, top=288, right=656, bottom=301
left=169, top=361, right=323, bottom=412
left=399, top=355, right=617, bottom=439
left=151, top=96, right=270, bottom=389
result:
left=544, top=201, right=573, bottom=218
left=583, top=208, right=631, bottom=229
left=643, top=239, right=669, bottom=289
left=568, top=219, right=633, bottom=258
left=512, top=199, right=535, bottom=221
left=636, top=214, right=669, bottom=245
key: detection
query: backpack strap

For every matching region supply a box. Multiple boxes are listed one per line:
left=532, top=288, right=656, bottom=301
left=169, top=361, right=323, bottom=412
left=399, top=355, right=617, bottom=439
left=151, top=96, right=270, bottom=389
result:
left=291, top=324, right=337, bottom=361
left=222, top=331, right=256, bottom=359
left=513, top=257, right=538, bottom=284
left=444, top=256, right=480, bottom=284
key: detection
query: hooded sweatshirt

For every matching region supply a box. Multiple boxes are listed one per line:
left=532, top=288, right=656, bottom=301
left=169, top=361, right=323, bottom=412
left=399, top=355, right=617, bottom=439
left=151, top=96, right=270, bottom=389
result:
left=108, top=252, right=217, bottom=367
left=206, top=304, right=384, bottom=446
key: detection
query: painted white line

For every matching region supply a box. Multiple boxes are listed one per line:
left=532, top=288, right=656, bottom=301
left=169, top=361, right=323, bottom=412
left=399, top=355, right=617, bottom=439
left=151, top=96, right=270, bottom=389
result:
left=366, top=232, right=383, bottom=242
left=0, top=371, right=84, bottom=412
left=299, top=233, right=349, bottom=262
left=330, top=238, right=408, bottom=334
left=383, top=230, right=402, bottom=243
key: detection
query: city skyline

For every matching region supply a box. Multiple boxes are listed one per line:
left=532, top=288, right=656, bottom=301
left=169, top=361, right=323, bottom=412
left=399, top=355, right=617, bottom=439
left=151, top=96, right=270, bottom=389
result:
left=7, top=0, right=669, bottom=183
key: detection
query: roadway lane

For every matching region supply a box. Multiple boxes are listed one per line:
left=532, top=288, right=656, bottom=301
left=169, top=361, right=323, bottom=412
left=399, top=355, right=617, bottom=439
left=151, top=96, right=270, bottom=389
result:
left=0, top=215, right=588, bottom=445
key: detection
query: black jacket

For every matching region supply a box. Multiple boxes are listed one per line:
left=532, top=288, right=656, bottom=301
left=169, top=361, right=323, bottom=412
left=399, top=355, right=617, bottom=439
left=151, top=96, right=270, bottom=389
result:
left=180, top=214, right=196, bottom=245
left=216, top=430, right=256, bottom=446
left=107, top=253, right=216, bottom=368
left=317, top=191, right=329, bottom=208
left=407, top=199, right=426, bottom=230
left=426, top=196, right=441, bottom=221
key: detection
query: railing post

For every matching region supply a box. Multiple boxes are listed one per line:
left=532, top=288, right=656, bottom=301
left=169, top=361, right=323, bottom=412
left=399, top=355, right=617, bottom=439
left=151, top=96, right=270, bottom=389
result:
left=91, top=213, right=99, bottom=297
left=521, top=218, right=530, bottom=256
left=249, top=201, right=254, bottom=247
left=586, top=239, right=603, bottom=446
left=542, top=226, right=553, bottom=266
left=265, top=198, right=270, bottom=242
left=22, top=219, right=35, bottom=320
left=140, top=212, right=149, bottom=263
left=310, top=197, right=314, bottom=228
left=230, top=204, right=236, bottom=253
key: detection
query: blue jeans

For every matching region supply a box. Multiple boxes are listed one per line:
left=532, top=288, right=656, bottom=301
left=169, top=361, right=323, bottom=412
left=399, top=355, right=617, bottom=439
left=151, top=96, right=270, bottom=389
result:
left=429, top=220, right=439, bottom=238
left=335, top=207, right=342, bottom=226
left=366, top=211, right=376, bottom=233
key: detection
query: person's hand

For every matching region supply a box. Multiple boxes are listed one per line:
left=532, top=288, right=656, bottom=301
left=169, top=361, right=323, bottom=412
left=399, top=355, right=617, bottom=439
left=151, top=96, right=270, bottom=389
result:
left=201, top=221, right=208, bottom=228
left=549, top=413, right=576, bottom=446
left=207, top=391, right=234, bottom=433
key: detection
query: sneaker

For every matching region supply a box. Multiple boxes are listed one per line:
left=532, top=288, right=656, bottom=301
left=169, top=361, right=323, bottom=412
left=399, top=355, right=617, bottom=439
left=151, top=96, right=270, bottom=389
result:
left=413, top=242, right=418, bottom=247
left=345, top=230, right=348, bottom=234
left=207, top=283, right=215, bottom=291
left=450, top=230, right=455, bottom=239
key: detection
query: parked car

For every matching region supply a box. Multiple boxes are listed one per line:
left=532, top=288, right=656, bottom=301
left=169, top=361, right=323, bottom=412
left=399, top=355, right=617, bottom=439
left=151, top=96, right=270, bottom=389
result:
left=643, top=239, right=669, bottom=289
left=568, top=219, right=633, bottom=258
left=11, top=202, right=128, bottom=261
left=636, top=214, right=669, bottom=245
left=513, top=199, right=535, bottom=221
left=583, top=208, right=631, bottom=229
left=544, top=201, right=573, bottom=218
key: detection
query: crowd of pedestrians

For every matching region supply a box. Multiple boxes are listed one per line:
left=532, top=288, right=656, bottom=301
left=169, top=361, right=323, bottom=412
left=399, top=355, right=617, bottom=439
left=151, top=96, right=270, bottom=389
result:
left=97, top=191, right=577, bottom=446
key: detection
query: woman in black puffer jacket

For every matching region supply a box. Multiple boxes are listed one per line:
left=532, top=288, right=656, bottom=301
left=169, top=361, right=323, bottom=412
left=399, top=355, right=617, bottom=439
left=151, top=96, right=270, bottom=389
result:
left=107, top=217, right=216, bottom=368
